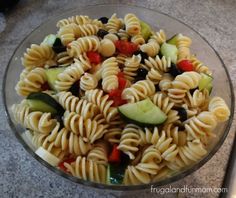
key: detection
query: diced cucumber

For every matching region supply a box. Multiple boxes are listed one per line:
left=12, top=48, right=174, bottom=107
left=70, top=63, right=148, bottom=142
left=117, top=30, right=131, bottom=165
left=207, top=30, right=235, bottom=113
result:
left=140, top=20, right=152, bottom=41
left=167, top=34, right=180, bottom=45
left=35, top=147, right=60, bottom=166
left=26, top=92, right=64, bottom=115
left=118, top=99, right=167, bottom=127
left=198, top=73, right=213, bottom=93
left=107, top=164, right=126, bottom=184
left=160, top=43, right=178, bottom=64
left=45, top=67, right=66, bottom=91
left=42, top=34, right=57, bottom=46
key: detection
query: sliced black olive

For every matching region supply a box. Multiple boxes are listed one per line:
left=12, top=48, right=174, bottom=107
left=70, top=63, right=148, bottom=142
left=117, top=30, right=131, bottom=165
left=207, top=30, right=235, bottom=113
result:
left=69, top=81, right=80, bottom=97
left=155, top=84, right=161, bottom=92
left=52, top=38, right=66, bottom=53
left=135, top=68, right=148, bottom=81
left=176, top=107, right=187, bottom=122
left=98, top=17, right=109, bottom=24
left=169, top=63, right=182, bottom=77
left=97, top=29, right=109, bottom=38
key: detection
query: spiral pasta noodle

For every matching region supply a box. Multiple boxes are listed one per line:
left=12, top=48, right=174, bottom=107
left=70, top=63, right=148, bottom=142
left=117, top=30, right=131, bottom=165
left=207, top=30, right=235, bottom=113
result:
left=64, top=156, right=107, bottom=183
left=189, top=55, right=212, bottom=75
left=150, top=29, right=167, bottom=45
left=55, top=58, right=91, bottom=91
left=140, top=39, right=160, bottom=57
left=123, top=165, right=151, bottom=185
left=208, top=97, right=230, bottom=122
left=184, top=111, right=217, bottom=141
left=151, top=92, right=174, bottom=115
left=57, top=24, right=76, bottom=45
left=87, top=145, right=108, bottom=165
left=56, top=51, right=74, bottom=66
left=124, top=13, right=141, bottom=36
left=136, top=145, right=162, bottom=175
left=15, top=67, right=47, bottom=96
left=63, top=111, right=108, bottom=143
left=57, top=91, right=99, bottom=119
left=22, top=44, right=56, bottom=69
left=57, top=15, right=92, bottom=28
left=85, top=89, right=119, bottom=122
left=168, top=71, right=201, bottom=103
left=183, top=89, right=209, bottom=108
left=67, top=36, right=100, bottom=58
left=104, top=127, right=122, bottom=144
left=11, top=101, right=30, bottom=127
left=25, top=111, right=57, bottom=134
left=106, top=14, right=123, bottom=33
left=80, top=73, right=98, bottom=91
left=122, top=80, right=155, bottom=103
left=176, top=34, right=192, bottom=61
left=117, top=124, right=141, bottom=159
left=101, top=57, right=120, bottom=92
left=158, top=73, right=173, bottom=91
left=164, top=123, right=187, bottom=146
left=131, top=34, right=145, bottom=45
left=143, top=55, right=171, bottom=73
left=123, top=55, right=141, bottom=81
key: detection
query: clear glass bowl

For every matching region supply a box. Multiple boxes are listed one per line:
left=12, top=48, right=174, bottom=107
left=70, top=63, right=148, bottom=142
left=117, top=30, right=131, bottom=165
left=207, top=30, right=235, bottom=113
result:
left=2, top=4, right=234, bottom=191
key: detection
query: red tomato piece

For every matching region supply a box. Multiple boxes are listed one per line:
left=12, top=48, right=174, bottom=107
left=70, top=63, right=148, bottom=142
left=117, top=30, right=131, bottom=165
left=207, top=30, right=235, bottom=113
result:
left=118, top=77, right=127, bottom=90
left=86, top=51, right=102, bottom=64
left=115, top=40, right=138, bottom=55
left=177, top=60, right=194, bottom=71
left=108, top=144, right=121, bottom=164
left=58, top=158, right=75, bottom=172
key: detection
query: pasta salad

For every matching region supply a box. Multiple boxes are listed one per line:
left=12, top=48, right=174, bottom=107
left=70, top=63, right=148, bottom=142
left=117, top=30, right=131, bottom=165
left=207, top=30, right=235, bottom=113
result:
left=11, top=13, right=230, bottom=185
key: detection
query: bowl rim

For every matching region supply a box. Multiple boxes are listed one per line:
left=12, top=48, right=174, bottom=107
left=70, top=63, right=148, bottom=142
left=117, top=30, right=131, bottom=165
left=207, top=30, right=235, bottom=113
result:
left=2, top=3, right=235, bottom=191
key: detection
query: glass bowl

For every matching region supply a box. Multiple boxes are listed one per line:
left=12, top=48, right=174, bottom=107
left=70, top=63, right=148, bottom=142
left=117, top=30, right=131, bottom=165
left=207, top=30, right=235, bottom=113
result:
left=2, top=3, right=234, bottom=191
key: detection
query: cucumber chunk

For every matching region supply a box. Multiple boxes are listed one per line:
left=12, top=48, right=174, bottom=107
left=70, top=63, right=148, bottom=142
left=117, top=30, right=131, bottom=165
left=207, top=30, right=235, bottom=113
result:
left=198, top=73, right=213, bottom=93
left=45, top=67, right=66, bottom=91
left=27, top=92, right=64, bottom=115
left=35, top=147, right=60, bottom=166
left=140, top=20, right=152, bottom=41
left=167, top=34, right=180, bottom=45
left=42, top=34, right=57, bottom=46
left=160, top=43, right=178, bottom=64
left=107, top=164, right=125, bottom=184
left=118, top=99, right=167, bottom=127
left=107, top=153, right=129, bottom=184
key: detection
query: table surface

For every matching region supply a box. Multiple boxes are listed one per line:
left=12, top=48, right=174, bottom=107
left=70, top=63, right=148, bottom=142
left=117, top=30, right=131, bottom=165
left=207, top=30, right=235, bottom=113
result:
left=0, top=0, right=236, bottom=198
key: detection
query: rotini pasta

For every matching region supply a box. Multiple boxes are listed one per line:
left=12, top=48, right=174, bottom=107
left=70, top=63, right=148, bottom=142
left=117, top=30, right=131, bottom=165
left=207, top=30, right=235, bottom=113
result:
left=85, top=89, right=119, bottom=122
left=150, top=29, right=167, bottom=45
left=15, top=67, right=47, bottom=96
left=122, top=80, right=155, bottom=103
left=64, top=156, right=107, bottom=183
left=208, top=97, right=230, bottom=122
left=67, top=36, right=100, bottom=58
left=123, top=55, right=141, bottom=81
left=55, top=58, right=91, bottom=91
left=63, top=111, right=108, bottom=143
left=22, top=44, right=56, bottom=69
left=124, top=13, right=141, bottom=36
left=140, top=39, right=160, bottom=57
left=57, top=91, right=99, bottom=119
left=101, top=57, right=120, bottom=92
